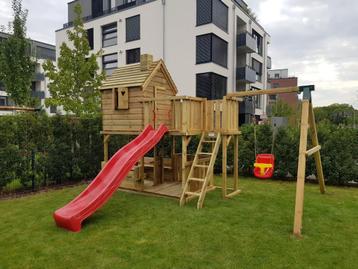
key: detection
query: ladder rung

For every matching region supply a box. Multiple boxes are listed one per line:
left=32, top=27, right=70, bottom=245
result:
left=199, top=152, right=212, bottom=155
left=188, top=177, right=205, bottom=182
left=185, top=191, right=201, bottom=197
left=203, top=140, right=216, bottom=143
left=194, top=164, right=209, bottom=168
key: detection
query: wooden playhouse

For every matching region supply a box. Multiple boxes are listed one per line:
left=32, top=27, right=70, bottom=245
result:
left=100, top=54, right=241, bottom=208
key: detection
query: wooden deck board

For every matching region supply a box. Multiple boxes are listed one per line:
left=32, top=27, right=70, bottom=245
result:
left=120, top=181, right=182, bottom=198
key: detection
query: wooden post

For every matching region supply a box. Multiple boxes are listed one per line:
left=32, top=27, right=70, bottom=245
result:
left=140, top=157, right=145, bottom=182
left=308, top=103, right=326, bottom=194
left=181, top=136, right=188, bottom=188
left=102, top=134, right=111, bottom=168
left=234, top=134, right=239, bottom=191
left=222, top=135, right=228, bottom=198
left=293, top=100, right=310, bottom=237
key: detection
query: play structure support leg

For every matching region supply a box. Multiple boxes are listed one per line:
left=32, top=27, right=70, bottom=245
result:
left=222, top=135, right=228, bottom=198
left=293, top=100, right=310, bottom=237
left=234, top=135, right=239, bottom=191
left=308, top=103, right=326, bottom=194
left=181, top=136, right=189, bottom=188
left=102, top=134, right=111, bottom=168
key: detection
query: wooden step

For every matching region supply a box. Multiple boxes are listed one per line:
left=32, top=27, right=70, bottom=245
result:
left=203, top=140, right=216, bottom=143
left=194, top=164, right=209, bottom=168
left=185, top=191, right=201, bottom=197
left=188, top=177, right=205, bottom=182
left=198, top=152, right=212, bottom=155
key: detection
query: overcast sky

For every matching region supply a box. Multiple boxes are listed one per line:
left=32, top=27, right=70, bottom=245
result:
left=0, top=0, right=357, bottom=108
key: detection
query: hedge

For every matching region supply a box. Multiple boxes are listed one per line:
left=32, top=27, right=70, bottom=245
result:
left=0, top=113, right=357, bottom=193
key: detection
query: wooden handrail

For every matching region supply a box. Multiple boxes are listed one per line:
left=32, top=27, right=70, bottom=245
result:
left=0, top=106, right=36, bottom=112
left=227, top=87, right=299, bottom=98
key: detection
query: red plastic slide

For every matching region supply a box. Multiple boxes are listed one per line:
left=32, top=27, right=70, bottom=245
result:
left=54, top=124, right=168, bottom=232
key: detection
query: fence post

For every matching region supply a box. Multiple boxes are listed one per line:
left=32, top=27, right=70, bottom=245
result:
left=31, top=150, right=35, bottom=192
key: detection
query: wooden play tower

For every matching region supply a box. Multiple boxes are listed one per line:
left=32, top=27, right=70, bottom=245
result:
left=100, top=54, right=325, bottom=237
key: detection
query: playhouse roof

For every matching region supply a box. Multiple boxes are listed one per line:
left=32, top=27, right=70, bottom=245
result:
left=100, top=60, right=178, bottom=93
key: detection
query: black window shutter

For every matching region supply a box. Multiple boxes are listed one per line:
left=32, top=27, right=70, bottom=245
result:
left=196, top=73, right=213, bottom=99
left=212, top=0, right=228, bottom=32
left=212, top=35, right=228, bottom=67
left=196, top=34, right=212, bottom=64
left=126, top=15, right=140, bottom=42
left=197, top=0, right=213, bottom=26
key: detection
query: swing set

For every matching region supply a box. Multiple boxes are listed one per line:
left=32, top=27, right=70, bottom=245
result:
left=228, top=85, right=326, bottom=236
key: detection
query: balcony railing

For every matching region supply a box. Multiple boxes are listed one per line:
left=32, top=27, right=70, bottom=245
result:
left=31, top=91, right=45, bottom=99
left=237, top=66, right=256, bottom=83
left=64, top=1, right=138, bottom=28
left=237, top=32, right=257, bottom=54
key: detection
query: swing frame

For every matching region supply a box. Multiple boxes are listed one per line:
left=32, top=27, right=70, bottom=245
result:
left=228, top=85, right=326, bottom=237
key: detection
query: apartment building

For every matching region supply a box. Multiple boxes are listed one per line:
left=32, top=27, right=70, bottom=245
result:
left=268, top=68, right=299, bottom=111
left=0, top=32, right=57, bottom=115
left=56, top=0, right=271, bottom=121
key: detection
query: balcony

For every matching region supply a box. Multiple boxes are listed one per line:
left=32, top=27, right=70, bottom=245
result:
left=237, top=66, right=256, bottom=83
left=64, top=0, right=141, bottom=28
left=267, top=56, right=272, bottom=69
left=237, top=32, right=257, bottom=54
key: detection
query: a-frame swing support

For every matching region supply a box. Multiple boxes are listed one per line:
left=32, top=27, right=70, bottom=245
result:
left=228, top=85, right=326, bottom=237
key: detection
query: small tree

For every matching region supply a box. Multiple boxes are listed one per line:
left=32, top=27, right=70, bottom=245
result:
left=0, top=0, right=35, bottom=106
left=43, top=4, right=105, bottom=116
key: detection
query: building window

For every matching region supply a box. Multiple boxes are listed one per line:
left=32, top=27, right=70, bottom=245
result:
left=252, top=29, right=263, bottom=55
left=102, top=53, right=118, bottom=75
left=274, top=73, right=280, bottom=79
left=252, top=87, right=262, bottom=108
left=36, top=46, right=56, bottom=61
left=87, top=28, right=94, bottom=50
left=0, top=96, right=6, bottom=106
left=269, top=95, right=277, bottom=101
left=102, top=23, right=117, bottom=48
left=196, top=72, right=227, bottom=100
left=273, top=82, right=280, bottom=88
left=126, top=48, right=141, bottom=64
left=197, top=0, right=228, bottom=32
left=126, top=15, right=140, bottom=42
left=196, top=33, right=228, bottom=68
left=50, top=106, right=57, bottom=114
left=92, top=0, right=104, bottom=18
left=252, top=58, right=262, bottom=82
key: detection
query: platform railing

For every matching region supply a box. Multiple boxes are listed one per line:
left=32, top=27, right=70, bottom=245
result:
left=142, top=96, right=239, bottom=134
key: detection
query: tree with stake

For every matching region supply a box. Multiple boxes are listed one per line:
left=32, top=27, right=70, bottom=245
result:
left=43, top=4, right=105, bottom=116
left=0, top=0, right=35, bottom=107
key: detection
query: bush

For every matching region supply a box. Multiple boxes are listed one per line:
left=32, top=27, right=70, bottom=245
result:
left=0, top=114, right=357, bottom=193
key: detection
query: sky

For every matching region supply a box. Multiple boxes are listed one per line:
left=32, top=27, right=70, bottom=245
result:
left=0, top=0, right=357, bottom=108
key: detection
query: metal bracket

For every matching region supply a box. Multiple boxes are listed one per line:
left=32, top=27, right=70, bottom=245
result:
left=298, top=85, right=315, bottom=102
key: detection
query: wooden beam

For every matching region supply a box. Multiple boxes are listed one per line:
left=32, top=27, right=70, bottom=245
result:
left=102, top=134, right=111, bottom=168
left=0, top=106, right=36, bottom=112
left=293, top=100, right=310, bottom=237
left=225, top=189, right=242, bottom=199
left=305, top=145, right=321, bottom=157
left=234, top=135, right=239, bottom=191
left=181, top=136, right=189, bottom=187
left=222, top=135, right=228, bottom=198
left=308, top=103, right=326, bottom=194
left=227, top=87, right=299, bottom=98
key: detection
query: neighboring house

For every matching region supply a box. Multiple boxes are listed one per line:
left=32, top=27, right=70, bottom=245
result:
left=0, top=32, right=57, bottom=115
left=268, top=68, right=299, bottom=111
left=56, top=0, right=271, bottom=123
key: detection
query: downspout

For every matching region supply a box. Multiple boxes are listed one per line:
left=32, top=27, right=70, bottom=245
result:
left=232, top=4, right=236, bottom=93
left=162, top=0, right=166, bottom=61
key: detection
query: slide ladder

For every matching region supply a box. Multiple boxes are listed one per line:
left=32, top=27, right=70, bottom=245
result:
left=180, top=132, right=221, bottom=209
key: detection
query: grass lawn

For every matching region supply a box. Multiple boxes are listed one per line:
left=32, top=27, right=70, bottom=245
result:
left=0, top=177, right=357, bottom=269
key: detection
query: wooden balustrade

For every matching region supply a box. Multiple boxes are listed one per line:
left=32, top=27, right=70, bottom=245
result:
left=142, top=96, right=240, bottom=135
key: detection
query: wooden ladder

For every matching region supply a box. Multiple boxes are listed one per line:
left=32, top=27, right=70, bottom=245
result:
left=180, top=132, right=221, bottom=209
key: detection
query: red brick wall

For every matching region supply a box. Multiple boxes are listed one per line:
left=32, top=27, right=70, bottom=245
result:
left=269, top=77, right=299, bottom=110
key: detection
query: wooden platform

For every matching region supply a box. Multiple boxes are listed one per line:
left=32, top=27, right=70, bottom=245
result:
left=120, top=181, right=182, bottom=199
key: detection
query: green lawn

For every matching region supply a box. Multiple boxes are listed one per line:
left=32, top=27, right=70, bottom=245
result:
left=0, top=178, right=357, bottom=269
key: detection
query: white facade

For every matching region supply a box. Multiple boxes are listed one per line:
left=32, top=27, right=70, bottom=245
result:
left=56, top=0, right=271, bottom=119
left=268, top=69, right=289, bottom=79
